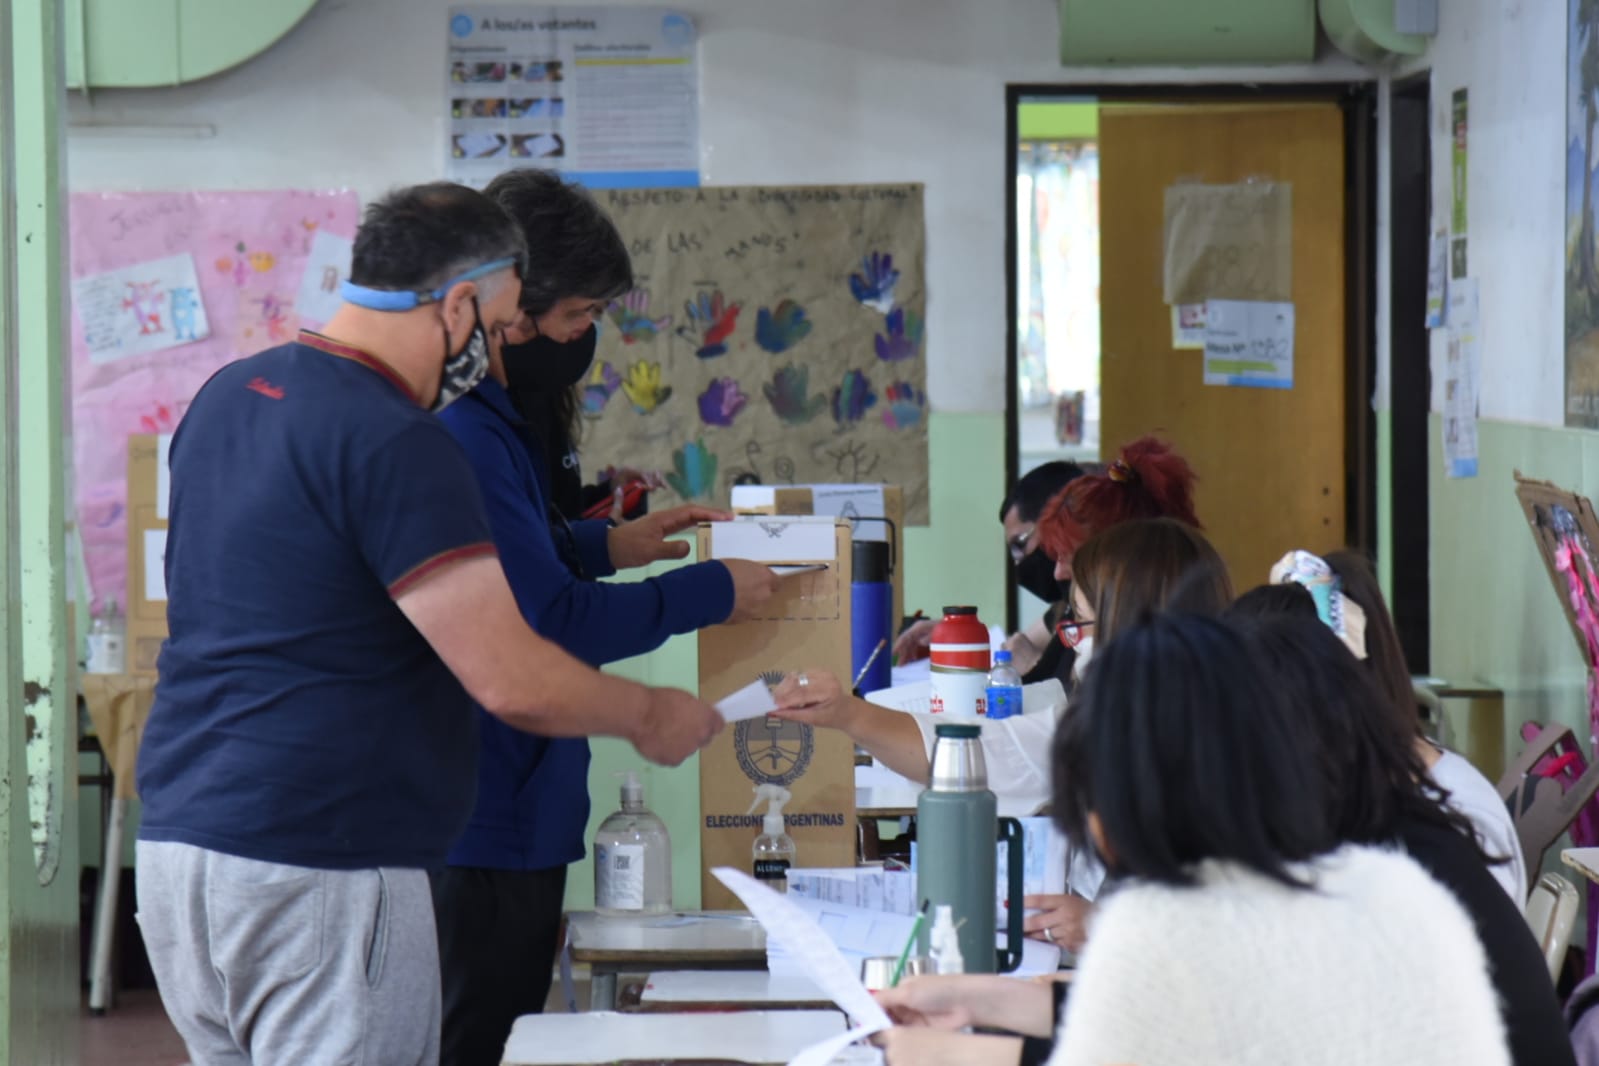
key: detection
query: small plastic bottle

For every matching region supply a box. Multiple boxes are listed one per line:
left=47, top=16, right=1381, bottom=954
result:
left=86, top=599, right=126, bottom=675
left=984, top=649, right=1024, bottom=720
left=749, top=784, right=797, bottom=892
left=594, top=771, right=672, bottom=916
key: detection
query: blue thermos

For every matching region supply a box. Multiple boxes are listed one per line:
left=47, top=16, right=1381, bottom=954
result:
left=851, top=538, right=893, bottom=694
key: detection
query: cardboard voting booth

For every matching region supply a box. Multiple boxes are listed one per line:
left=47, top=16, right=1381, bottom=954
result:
left=697, top=518, right=858, bottom=910
left=126, top=434, right=169, bottom=676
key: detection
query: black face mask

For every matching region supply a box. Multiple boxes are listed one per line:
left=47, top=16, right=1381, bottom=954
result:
left=1016, top=548, right=1065, bottom=604
left=503, top=324, right=598, bottom=394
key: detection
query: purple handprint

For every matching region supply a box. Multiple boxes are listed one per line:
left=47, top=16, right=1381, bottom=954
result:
left=581, top=361, right=622, bottom=416
left=882, top=381, right=926, bottom=430
left=608, top=288, right=672, bottom=344
left=697, top=377, right=749, bottom=428
left=849, top=251, right=900, bottom=313
left=831, top=369, right=877, bottom=427
left=755, top=299, right=812, bottom=354
left=874, top=307, right=924, bottom=362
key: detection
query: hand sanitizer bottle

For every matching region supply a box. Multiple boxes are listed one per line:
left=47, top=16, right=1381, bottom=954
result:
left=749, top=784, right=796, bottom=891
left=929, top=904, right=965, bottom=975
left=594, top=770, right=671, bottom=916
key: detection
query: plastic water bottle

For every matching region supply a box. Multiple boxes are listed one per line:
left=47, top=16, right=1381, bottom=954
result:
left=985, top=649, right=1023, bottom=720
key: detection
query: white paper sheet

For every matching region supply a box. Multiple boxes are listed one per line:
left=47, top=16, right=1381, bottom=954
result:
left=294, top=230, right=354, bottom=327
left=712, top=868, right=891, bottom=1033
left=709, top=517, right=838, bottom=563
left=1443, top=277, right=1480, bottom=479
left=155, top=433, right=173, bottom=520
left=143, top=528, right=168, bottom=603
left=71, top=252, right=211, bottom=364
left=716, top=678, right=780, bottom=722
left=807, top=484, right=888, bottom=542
left=1425, top=231, right=1448, bottom=329
left=771, top=563, right=829, bottom=577
left=788, top=1026, right=881, bottom=1066
left=1202, top=299, right=1294, bottom=389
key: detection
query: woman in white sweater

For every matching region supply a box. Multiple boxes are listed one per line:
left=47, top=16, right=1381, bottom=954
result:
left=878, top=611, right=1510, bottom=1066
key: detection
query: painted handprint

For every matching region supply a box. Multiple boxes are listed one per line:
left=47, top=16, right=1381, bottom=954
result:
left=676, top=289, right=742, bottom=359
left=763, top=363, right=828, bottom=425
left=874, top=307, right=924, bottom=363
left=882, top=381, right=927, bottom=430
left=621, top=359, right=673, bottom=414
left=754, top=299, right=812, bottom=354
left=848, top=251, right=900, bottom=313
left=581, top=361, right=623, bottom=416
left=697, top=377, right=750, bottom=428
left=831, top=369, right=878, bottom=427
left=666, top=438, right=720, bottom=501
left=608, top=288, right=673, bottom=344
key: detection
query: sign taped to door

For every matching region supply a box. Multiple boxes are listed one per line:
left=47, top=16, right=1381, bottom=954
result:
left=1162, top=181, right=1293, bottom=305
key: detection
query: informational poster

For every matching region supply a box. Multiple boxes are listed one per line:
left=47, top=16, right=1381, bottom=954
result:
left=1425, top=230, right=1448, bottom=328
left=1566, top=0, right=1599, bottom=427
left=1444, top=278, right=1481, bottom=479
left=445, top=6, right=699, bottom=189
left=1451, top=88, right=1469, bottom=280
left=69, top=190, right=361, bottom=610
left=1162, top=181, right=1293, bottom=305
left=580, top=184, right=929, bottom=522
left=294, top=230, right=354, bottom=327
left=1201, top=299, right=1295, bottom=390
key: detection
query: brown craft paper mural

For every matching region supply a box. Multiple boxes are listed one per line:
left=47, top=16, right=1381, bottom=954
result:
left=579, top=183, right=929, bottom=523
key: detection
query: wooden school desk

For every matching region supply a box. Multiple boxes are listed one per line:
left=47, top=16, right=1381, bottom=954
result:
left=500, top=1011, right=849, bottom=1065
left=564, top=910, right=766, bottom=1011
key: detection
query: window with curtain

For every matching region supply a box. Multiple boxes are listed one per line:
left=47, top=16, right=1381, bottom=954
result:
left=1016, top=140, right=1101, bottom=463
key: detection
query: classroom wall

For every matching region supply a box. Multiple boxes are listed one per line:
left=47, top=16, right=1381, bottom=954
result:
left=1420, top=0, right=1593, bottom=753
left=64, top=0, right=1373, bottom=901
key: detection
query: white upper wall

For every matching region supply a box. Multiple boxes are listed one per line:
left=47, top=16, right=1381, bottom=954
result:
left=66, top=0, right=1372, bottom=414
left=1426, top=0, right=1566, bottom=426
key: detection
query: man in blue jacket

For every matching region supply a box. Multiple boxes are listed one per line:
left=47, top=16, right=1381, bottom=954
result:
left=432, top=168, right=778, bottom=1066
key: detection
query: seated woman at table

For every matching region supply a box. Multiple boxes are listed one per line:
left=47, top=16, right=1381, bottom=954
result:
left=770, top=436, right=1200, bottom=784
left=1313, top=549, right=1527, bottom=904
left=773, top=517, right=1233, bottom=945
left=875, top=612, right=1512, bottom=1066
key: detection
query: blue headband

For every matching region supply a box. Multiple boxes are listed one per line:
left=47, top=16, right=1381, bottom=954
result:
left=339, top=256, right=519, bottom=312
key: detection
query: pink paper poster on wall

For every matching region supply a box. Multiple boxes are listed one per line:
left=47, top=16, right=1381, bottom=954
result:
left=69, top=190, right=360, bottom=611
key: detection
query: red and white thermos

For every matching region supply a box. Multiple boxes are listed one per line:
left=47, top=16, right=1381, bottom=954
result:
left=928, top=606, right=991, bottom=715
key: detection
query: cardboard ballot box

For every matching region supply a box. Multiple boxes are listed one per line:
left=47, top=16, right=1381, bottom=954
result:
left=697, top=518, right=857, bottom=910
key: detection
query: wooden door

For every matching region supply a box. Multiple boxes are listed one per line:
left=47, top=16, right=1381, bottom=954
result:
left=1098, top=103, right=1347, bottom=587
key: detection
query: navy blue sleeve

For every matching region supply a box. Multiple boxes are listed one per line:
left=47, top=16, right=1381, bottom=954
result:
left=572, top=518, right=617, bottom=579
left=351, top=419, right=497, bottom=597
left=443, top=411, right=734, bottom=666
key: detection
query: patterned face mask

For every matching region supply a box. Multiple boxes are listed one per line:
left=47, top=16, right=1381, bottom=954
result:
left=433, top=298, right=491, bottom=413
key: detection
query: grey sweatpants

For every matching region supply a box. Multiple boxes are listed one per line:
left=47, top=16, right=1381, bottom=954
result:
left=135, top=840, right=440, bottom=1066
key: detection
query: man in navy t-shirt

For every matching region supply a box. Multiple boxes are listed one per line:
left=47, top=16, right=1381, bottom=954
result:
left=134, top=182, right=724, bottom=1066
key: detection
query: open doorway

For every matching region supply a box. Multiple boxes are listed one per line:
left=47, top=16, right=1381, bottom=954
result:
left=1003, top=84, right=1378, bottom=632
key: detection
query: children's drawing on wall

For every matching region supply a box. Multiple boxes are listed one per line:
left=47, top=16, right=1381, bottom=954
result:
left=70, top=252, right=213, bottom=364
left=68, top=189, right=360, bottom=613
left=580, top=183, right=929, bottom=521
left=1566, top=0, right=1599, bottom=426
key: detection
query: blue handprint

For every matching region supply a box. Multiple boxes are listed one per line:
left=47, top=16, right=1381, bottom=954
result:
left=666, top=438, right=719, bottom=501
left=882, top=381, right=927, bottom=430
left=831, top=369, right=878, bottom=427
left=697, top=377, right=749, bottom=428
left=581, top=361, right=622, bottom=417
left=848, top=251, right=900, bottom=313
left=754, top=299, right=812, bottom=354
left=874, top=307, right=924, bottom=363
left=763, top=363, right=828, bottom=425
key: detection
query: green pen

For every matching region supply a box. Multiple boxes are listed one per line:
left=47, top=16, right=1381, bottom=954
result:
left=890, top=900, right=930, bottom=987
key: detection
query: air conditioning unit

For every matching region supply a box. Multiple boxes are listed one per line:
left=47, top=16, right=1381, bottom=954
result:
left=1060, top=0, right=1317, bottom=65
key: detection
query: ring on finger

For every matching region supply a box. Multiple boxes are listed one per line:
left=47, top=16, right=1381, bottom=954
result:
left=1044, top=926, right=1056, bottom=944
left=797, top=672, right=810, bottom=690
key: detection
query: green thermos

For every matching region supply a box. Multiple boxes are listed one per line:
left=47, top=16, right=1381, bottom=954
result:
left=916, top=722, right=1026, bottom=973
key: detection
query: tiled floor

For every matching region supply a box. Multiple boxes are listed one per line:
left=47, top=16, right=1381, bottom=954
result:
left=79, top=990, right=188, bottom=1066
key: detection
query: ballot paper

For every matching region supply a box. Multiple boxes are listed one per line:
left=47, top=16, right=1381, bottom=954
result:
left=712, top=868, right=891, bottom=1065
left=715, top=678, right=780, bottom=723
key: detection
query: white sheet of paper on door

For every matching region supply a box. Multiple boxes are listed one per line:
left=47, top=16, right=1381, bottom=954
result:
left=143, top=528, right=168, bottom=603
left=1202, top=299, right=1295, bottom=390
left=294, top=230, right=353, bottom=327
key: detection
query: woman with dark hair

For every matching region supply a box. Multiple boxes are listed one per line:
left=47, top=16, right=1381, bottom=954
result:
left=1288, top=550, right=1525, bottom=903
left=1227, top=600, right=1573, bottom=1066
left=429, top=169, right=779, bottom=1066
left=877, top=613, right=1509, bottom=1066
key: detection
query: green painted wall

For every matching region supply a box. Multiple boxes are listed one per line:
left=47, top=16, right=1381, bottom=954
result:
left=1427, top=415, right=1591, bottom=748
left=1017, top=102, right=1098, bottom=142
left=565, top=411, right=1005, bottom=909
